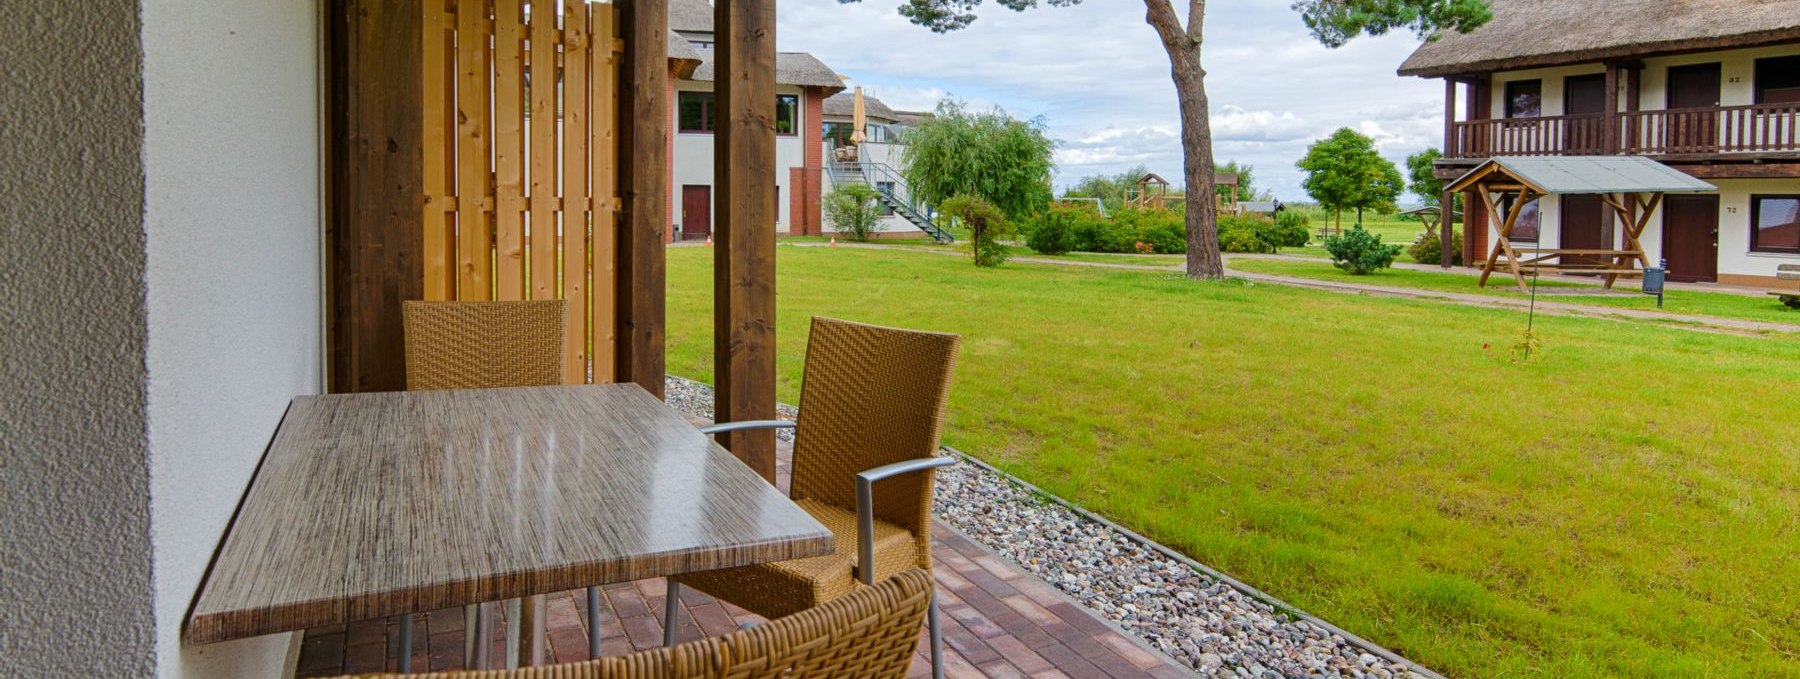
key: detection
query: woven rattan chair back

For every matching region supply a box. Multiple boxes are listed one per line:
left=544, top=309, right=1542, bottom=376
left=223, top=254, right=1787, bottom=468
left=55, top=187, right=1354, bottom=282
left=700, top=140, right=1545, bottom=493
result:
left=329, top=568, right=934, bottom=679
left=402, top=300, right=567, bottom=391
left=789, top=317, right=961, bottom=566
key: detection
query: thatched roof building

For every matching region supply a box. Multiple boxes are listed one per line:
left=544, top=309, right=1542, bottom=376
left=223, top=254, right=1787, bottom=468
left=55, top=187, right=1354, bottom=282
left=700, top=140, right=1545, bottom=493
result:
left=1398, top=0, right=1800, bottom=78
left=822, top=92, right=899, bottom=122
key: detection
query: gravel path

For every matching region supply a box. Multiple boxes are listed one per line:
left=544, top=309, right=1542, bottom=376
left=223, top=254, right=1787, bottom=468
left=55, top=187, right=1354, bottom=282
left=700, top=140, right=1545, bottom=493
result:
left=663, top=376, right=1431, bottom=679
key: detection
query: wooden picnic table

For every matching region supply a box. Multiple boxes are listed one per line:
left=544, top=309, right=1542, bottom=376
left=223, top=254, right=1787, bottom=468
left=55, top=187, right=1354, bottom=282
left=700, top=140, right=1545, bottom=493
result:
left=185, top=384, right=833, bottom=659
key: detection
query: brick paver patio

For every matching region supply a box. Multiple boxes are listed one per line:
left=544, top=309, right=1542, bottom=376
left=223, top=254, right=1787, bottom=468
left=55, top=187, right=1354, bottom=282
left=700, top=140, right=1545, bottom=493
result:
left=294, top=425, right=1192, bottom=678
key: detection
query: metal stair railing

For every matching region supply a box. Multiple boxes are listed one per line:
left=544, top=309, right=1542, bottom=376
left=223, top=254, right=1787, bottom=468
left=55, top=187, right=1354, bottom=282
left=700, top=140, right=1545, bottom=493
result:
left=852, top=161, right=952, bottom=243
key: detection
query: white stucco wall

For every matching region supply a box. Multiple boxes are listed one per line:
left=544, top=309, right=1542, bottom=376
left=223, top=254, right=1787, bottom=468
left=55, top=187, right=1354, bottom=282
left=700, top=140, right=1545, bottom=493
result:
left=1, top=1, right=158, bottom=675
left=142, top=0, right=323, bottom=676
left=671, top=81, right=807, bottom=237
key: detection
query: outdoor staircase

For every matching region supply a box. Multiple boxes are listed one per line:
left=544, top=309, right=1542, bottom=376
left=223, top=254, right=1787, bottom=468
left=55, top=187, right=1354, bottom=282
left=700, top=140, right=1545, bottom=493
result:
left=827, top=160, right=953, bottom=243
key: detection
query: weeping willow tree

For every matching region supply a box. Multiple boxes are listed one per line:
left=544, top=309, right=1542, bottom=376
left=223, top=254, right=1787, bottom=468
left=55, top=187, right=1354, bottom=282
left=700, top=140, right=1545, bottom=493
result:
left=899, top=98, right=1056, bottom=222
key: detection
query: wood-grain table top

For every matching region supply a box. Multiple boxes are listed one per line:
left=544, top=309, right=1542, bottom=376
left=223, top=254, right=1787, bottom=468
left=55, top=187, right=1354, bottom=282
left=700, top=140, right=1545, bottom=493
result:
left=185, top=384, right=833, bottom=645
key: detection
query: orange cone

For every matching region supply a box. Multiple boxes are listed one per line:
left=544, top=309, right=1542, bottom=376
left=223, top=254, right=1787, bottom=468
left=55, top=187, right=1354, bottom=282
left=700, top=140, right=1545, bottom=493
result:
left=830, top=237, right=837, bottom=248
left=705, top=235, right=713, bottom=247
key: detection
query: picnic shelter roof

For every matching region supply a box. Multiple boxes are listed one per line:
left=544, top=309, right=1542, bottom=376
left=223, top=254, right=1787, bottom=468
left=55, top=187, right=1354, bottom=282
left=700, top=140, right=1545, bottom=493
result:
left=1447, top=156, right=1717, bottom=196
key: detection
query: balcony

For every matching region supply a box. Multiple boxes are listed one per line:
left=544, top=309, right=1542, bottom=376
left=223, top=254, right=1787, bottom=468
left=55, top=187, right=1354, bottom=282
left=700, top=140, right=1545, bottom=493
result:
left=1447, top=103, right=1800, bottom=160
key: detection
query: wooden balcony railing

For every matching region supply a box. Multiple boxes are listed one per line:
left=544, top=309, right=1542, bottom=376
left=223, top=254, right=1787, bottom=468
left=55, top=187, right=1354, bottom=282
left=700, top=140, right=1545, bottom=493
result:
left=1447, top=103, right=1800, bottom=159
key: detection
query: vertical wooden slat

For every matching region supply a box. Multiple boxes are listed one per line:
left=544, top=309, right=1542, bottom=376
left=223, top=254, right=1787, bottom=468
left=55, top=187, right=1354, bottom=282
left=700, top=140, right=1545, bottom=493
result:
left=422, top=0, right=457, bottom=300
left=713, top=0, right=780, bottom=481
left=529, top=0, right=560, bottom=309
left=614, top=0, right=668, bottom=397
left=589, top=3, right=620, bottom=380
left=562, top=1, right=592, bottom=384
left=494, top=0, right=527, bottom=300
left=456, top=0, right=494, bottom=299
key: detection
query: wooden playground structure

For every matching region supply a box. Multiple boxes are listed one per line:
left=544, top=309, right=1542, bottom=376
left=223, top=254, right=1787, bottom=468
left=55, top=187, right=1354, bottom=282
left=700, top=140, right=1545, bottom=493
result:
left=1445, top=156, right=1716, bottom=292
left=1125, top=172, right=1241, bottom=215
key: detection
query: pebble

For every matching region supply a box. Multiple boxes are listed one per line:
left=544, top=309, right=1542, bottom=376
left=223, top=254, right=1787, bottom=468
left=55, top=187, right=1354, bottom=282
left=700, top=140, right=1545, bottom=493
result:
left=663, top=376, right=1429, bottom=679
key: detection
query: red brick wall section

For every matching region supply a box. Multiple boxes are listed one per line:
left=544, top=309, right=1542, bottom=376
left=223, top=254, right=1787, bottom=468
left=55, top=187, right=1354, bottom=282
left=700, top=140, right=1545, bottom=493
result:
left=799, top=88, right=826, bottom=235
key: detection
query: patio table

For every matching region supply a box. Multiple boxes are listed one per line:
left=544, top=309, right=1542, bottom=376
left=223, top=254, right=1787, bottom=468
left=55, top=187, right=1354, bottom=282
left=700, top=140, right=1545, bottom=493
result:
left=184, top=383, right=833, bottom=670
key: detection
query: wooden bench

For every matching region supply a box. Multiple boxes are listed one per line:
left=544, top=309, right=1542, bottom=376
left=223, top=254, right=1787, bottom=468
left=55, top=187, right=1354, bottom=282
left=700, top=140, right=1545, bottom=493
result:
left=1769, top=263, right=1800, bottom=308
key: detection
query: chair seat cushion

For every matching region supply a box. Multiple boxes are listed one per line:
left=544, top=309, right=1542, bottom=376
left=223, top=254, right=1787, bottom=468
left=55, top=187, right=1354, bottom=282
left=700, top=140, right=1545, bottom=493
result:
left=674, top=498, right=923, bottom=620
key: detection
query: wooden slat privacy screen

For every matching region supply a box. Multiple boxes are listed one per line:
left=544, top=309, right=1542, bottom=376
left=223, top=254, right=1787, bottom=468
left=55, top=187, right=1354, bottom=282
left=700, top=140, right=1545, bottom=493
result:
left=422, top=0, right=620, bottom=383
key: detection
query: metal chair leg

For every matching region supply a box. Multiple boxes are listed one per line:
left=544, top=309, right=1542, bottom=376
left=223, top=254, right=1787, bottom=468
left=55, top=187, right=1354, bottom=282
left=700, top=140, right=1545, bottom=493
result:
left=474, top=603, right=493, bottom=670
left=504, top=598, right=522, bottom=669
left=397, top=613, right=413, bottom=673
left=464, top=604, right=478, bottom=668
left=929, top=589, right=944, bottom=679
left=588, top=586, right=603, bottom=659
left=663, top=581, right=681, bottom=646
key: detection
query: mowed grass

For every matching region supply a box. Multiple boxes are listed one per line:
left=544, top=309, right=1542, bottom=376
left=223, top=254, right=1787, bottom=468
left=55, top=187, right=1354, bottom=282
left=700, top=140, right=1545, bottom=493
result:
left=664, top=245, right=1800, bottom=679
left=1229, top=257, right=1800, bottom=328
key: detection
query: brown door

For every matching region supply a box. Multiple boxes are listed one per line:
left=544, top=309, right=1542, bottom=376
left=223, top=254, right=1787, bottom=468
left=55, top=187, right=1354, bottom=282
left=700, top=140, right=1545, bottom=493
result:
left=1666, top=64, right=1720, bottom=152
left=1560, top=194, right=1607, bottom=270
left=1663, top=195, right=1718, bottom=283
left=681, top=185, right=711, bottom=240
left=1564, top=74, right=1606, bottom=152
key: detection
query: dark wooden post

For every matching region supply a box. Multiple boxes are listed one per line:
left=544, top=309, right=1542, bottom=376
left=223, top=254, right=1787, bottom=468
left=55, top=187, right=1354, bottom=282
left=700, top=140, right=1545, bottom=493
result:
left=1602, top=62, right=1620, bottom=154
left=1443, top=78, right=1458, bottom=159
left=325, top=0, right=424, bottom=394
left=1441, top=192, right=1455, bottom=268
left=615, top=0, right=669, bottom=399
left=713, top=0, right=779, bottom=481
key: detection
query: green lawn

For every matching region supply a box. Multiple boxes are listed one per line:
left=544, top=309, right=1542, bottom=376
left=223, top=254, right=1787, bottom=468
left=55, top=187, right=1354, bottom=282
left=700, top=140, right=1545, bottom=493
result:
left=1229, top=257, right=1800, bottom=328
left=666, top=245, right=1800, bottom=678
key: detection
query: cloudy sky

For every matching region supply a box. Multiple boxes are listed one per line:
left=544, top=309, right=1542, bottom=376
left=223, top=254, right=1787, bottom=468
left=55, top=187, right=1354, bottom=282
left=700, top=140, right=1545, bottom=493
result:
left=773, top=0, right=1445, bottom=201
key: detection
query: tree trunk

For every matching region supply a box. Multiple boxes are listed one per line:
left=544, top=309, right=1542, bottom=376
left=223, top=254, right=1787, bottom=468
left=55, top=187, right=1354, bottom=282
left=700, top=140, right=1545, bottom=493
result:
left=1145, top=0, right=1222, bottom=280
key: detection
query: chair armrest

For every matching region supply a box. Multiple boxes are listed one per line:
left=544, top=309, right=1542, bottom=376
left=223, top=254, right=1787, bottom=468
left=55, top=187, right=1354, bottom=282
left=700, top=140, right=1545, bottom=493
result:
left=855, top=455, right=957, bottom=585
left=696, top=420, right=795, bottom=436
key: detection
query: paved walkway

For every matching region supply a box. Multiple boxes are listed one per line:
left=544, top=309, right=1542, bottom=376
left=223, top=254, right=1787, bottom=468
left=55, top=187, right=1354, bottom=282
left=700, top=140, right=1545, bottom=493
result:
left=792, top=242, right=1798, bottom=335
left=294, top=429, right=1191, bottom=679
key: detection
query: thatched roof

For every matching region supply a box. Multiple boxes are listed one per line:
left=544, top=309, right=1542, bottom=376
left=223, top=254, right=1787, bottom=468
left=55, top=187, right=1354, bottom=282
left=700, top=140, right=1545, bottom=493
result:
left=1398, top=0, right=1800, bottom=78
left=667, top=32, right=702, bottom=79
left=822, top=92, right=899, bottom=121
left=669, top=0, right=712, bottom=34
left=688, top=51, right=846, bottom=91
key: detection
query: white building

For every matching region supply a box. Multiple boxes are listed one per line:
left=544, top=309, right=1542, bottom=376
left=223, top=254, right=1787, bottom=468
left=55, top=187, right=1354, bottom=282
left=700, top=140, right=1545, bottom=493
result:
left=819, top=91, right=949, bottom=240
left=1402, top=0, right=1800, bottom=286
left=666, top=0, right=844, bottom=239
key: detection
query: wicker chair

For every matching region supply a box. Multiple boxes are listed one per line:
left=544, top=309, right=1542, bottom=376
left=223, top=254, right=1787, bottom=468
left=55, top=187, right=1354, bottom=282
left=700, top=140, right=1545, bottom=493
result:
left=670, top=317, right=961, bottom=679
left=401, top=299, right=567, bottom=671
left=401, top=300, right=566, bottom=391
left=325, top=568, right=934, bottom=679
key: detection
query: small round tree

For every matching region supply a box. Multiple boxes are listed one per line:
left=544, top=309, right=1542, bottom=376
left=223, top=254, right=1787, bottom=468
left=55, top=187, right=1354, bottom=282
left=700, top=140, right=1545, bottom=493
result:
left=823, top=183, right=886, bottom=242
left=940, top=194, right=1009, bottom=267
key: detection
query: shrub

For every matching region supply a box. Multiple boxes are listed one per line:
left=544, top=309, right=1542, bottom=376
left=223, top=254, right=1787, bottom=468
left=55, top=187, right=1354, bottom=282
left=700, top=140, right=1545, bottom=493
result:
left=1114, top=208, right=1186, bottom=254
left=1219, top=223, right=1274, bottom=254
left=1407, top=229, right=1463, bottom=266
left=1323, top=226, right=1402, bottom=274
left=1023, top=205, right=1083, bottom=255
left=1217, top=215, right=1274, bottom=254
left=1267, top=210, right=1312, bottom=249
left=940, top=194, right=1009, bottom=267
left=823, top=183, right=885, bottom=242
left=1140, top=220, right=1187, bottom=254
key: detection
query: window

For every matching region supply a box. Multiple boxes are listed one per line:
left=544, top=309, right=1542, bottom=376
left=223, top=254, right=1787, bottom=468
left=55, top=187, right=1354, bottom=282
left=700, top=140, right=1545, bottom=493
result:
left=1755, top=56, right=1800, bottom=104
left=679, top=91, right=715, bottom=133
left=1751, top=195, right=1800, bottom=253
left=1500, top=196, right=1540, bottom=242
left=776, top=94, right=799, bottom=136
left=1504, top=80, right=1542, bottom=118
left=823, top=122, right=855, bottom=146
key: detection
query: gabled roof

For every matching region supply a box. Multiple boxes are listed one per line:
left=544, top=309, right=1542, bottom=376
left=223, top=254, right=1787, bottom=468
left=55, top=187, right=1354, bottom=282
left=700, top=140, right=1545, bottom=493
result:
left=822, top=92, right=898, bottom=122
left=667, top=31, right=702, bottom=79
left=687, top=51, right=846, bottom=91
left=1446, top=156, right=1717, bottom=195
left=1398, top=0, right=1800, bottom=78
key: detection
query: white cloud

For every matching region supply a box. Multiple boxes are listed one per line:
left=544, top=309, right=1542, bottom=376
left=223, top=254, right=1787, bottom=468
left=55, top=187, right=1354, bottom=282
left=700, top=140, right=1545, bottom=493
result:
left=775, top=0, right=1446, bottom=200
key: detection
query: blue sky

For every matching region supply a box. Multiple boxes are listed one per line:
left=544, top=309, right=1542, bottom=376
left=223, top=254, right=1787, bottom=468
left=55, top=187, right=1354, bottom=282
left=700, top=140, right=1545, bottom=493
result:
left=774, top=0, right=1445, bottom=202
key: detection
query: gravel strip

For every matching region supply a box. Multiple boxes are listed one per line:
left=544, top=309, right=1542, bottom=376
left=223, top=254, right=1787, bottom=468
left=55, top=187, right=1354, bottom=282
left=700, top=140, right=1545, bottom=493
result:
left=662, top=376, right=1426, bottom=679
